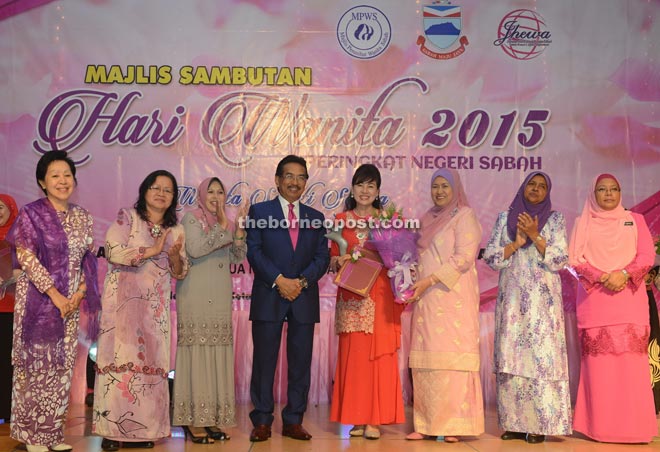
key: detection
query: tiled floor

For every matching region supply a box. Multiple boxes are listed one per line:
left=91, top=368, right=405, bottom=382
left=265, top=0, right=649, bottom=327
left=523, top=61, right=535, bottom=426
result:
left=1, top=403, right=660, bottom=452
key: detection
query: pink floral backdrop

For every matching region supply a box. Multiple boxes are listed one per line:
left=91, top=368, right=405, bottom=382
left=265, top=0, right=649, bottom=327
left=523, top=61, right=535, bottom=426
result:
left=1, top=0, right=659, bottom=408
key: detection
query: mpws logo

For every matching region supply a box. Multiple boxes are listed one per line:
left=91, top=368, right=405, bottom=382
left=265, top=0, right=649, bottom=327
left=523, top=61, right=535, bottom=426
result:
left=337, top=5, right=392, bottom=59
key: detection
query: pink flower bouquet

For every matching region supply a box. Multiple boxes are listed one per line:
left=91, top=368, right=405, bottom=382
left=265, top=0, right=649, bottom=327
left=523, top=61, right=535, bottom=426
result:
left=367, top=205, right=419, bottom=304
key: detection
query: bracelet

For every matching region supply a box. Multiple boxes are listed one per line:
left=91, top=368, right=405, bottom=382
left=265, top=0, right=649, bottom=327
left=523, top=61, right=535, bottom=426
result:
left=621, top=268, right=630, bottom=279
left=535, top=235, right=544, bottom=243
left=233, top=234, right=246, bottom=241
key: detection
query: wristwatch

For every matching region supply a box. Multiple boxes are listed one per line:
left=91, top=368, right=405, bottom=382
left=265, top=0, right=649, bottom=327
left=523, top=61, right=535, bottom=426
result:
left=299, top=276, right=308, bottom=289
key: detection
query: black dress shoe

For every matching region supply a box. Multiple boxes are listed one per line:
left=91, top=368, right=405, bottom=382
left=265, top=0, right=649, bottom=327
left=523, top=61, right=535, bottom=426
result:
left=101, top=438, right=120, bottom=451
left=526, top=434, right=546, bottom=443
left=121, top=441, right=154, bottom=448
left=282, top=424, right=312, bottom=440
left=500, top=431, right=526, bottom=440
left=250, top=424, right=272, bottom=442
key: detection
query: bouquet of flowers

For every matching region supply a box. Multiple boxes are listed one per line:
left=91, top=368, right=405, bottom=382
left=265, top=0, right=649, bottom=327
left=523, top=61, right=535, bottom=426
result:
left=367, top=204, right=419, bottom=304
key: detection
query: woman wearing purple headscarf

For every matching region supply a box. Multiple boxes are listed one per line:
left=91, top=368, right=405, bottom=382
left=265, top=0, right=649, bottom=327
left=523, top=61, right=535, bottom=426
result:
left=172, top=177, right=248, bottom=444
left=7, top=151, right=99, bottom=452
left=483, top=172, right=571, bottom=444
left=406, top=169, right=484, bottom=443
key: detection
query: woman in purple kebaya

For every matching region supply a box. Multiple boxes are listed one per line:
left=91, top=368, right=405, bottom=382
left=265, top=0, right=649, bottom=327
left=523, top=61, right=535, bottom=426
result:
left=7, top=151, right=99, bottom=452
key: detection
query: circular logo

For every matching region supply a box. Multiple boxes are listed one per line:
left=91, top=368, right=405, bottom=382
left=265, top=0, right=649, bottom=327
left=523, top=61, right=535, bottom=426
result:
left=337, top=5, right=391, bottom=60
left=495, top=9, right=552, bottom=60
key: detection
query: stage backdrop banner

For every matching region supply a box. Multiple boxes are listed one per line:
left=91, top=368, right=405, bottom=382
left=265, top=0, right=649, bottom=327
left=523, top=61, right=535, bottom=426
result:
left=1, top=0, right=659, bottom=406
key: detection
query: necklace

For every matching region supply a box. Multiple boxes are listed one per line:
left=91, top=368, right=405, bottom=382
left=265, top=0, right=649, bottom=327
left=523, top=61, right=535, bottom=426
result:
left=147, top=220, right=163, bottom=238
left=350, top=210, right=371, bottom=242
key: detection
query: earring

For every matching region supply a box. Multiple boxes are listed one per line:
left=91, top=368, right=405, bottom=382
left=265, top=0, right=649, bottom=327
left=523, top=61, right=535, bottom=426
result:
left=350, top=192, right=354, bottom=198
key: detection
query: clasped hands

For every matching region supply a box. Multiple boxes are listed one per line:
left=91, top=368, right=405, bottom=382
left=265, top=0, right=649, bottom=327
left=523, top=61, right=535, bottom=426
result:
left=516, top=212, right=540, bottom=242
left=51, top=288, right=84, bottom=318
left=146, top=229, right=184, bottom=274
left=276, top=275, right=303, bottom=302
left=216, top=200, right=250, bottom=234
left=600, top=270, right=628, bottom=292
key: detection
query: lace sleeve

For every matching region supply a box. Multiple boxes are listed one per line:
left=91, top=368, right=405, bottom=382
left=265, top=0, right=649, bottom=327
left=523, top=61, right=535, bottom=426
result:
left=572, top=262, right=604, bottom=293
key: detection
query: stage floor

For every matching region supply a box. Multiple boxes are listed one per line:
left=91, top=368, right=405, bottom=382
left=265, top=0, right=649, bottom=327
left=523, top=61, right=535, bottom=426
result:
left=1, top=403, right=660, bottom=451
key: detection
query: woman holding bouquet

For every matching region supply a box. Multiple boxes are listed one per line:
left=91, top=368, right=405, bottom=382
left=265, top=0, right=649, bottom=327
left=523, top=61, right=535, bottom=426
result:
left=329, top=164, right=405, bottom=439
left=483, top=171, right=571, bottom=443
left=406, top=169, right=484, bottom=442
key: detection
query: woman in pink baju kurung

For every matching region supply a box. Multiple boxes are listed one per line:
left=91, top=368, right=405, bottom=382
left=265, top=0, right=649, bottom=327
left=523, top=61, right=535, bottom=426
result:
left=406, top=169, right=484, bottom=442
left=94, top=170, right=188, bottom=450
left=569, top=173, right=656, bottom=443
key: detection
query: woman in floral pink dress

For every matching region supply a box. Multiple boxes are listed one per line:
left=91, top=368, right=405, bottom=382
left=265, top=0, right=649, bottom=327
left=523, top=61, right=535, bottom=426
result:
left=93, top=170, right=187, bottom=451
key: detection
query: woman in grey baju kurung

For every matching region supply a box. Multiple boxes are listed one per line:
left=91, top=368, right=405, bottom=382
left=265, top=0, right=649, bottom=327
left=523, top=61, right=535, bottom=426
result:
left=172, top=177, right=247, bottom=438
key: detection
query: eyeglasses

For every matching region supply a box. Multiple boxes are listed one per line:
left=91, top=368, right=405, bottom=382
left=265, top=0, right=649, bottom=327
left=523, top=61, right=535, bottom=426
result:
left=596, top=187, right=620, bottom=194
left=149, top=186, right=174, bottom=195
left=281, top=173, right=308, bottom=183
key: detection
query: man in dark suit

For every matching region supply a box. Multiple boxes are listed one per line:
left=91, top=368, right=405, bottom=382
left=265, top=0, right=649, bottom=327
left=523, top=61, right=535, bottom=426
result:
left=246, top=155, right=329, bottom=442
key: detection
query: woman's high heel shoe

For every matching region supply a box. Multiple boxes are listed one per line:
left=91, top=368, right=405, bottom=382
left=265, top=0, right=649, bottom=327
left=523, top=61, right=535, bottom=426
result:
left=204, top=426, right=229, bottom=440
left=182, top=426, right=214, bottom=444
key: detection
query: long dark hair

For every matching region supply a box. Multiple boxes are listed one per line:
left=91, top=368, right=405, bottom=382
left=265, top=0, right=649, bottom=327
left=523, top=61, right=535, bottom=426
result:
left=134, top=170, right=179, bottom=228
left=344, top=164, right=382, bottom=211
